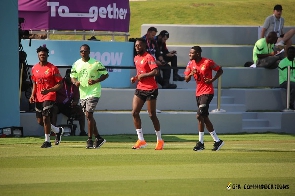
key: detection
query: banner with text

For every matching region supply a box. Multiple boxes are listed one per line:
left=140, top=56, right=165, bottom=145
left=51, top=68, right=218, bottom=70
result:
left=21, top=40, right=135, bottom=88
left=18, top=0, right=130, bottom=32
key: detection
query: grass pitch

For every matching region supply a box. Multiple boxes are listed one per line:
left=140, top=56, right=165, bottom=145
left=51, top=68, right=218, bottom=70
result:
left=0, top=133, right=294, bottom=196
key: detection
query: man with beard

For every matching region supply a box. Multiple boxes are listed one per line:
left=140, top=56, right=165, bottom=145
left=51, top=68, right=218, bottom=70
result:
left=130, top=38, right=164, bottom=150
left=71, top=44, right=109, bottom=149
left=184, top=46, right=224, bottom=151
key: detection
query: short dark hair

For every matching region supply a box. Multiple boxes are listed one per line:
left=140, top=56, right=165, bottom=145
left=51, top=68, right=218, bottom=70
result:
left=267, top=31, right=277, bottom=38
left=159, top=30, right=169, bottom=38
left=36, top=44, right=49, bottom=53
left=274, top=4, right=283, bottom=11
left=81, top=44, right=90, bottom=51
left=191, top=46, right=202, bottom=53
left=147, top=27, right=157, bottom=32
left=135, top=38, right=147, bottom=45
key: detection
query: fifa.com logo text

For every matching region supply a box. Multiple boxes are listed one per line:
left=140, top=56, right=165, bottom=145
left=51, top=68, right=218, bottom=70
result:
left=227, top=183, right=289, bottom=190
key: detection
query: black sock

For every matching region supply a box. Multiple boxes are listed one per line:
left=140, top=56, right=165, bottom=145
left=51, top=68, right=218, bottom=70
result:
left=95, top=134, right=102, bottom=139
left=88, top=137, right=92, bottom=140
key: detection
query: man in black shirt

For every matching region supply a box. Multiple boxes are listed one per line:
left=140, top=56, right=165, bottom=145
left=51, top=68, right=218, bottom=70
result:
left=142, top=27, right=177, bottom=89
left=156, top=30, right=184, bottom=81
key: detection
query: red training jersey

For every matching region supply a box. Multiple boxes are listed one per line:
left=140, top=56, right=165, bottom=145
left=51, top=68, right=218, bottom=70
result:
left=184, top=58, right=221, bottom=96
left=134, top=52, right=158, bottom=90
left=31, top=62, right=62, bottom=102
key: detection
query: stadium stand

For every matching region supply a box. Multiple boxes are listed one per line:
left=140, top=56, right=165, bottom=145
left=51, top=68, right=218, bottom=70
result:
left=20, top=25, right=295, bottom=135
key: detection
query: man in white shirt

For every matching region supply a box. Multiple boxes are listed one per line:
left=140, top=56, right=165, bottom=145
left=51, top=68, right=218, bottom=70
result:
left=260, top=5, right=295, bottom=52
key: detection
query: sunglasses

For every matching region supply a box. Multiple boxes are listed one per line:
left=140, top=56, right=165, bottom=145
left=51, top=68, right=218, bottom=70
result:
left=80, top=50, right=89, bottom=53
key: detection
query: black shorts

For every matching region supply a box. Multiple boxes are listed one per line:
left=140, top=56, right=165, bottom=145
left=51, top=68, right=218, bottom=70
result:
left=135, top=89, right=158, bottom=102
left=196, top=94, right=214, bottom=116
left=35, top=101, right=55, bottom=118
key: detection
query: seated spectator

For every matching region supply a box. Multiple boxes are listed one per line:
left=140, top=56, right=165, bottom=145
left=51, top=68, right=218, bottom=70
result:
left=253, top=31, right=284, bottom=69
left=260, top=5, right=295, bottom=52
left=51, top=69, right=87, bottom=136
left=155, top=30, right=184, bottom=81
left=142, top=27, right=177, bottom=89
left=278, top=46, right=295, bottom=110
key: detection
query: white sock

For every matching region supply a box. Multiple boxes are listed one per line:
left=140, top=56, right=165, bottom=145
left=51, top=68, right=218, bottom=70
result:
left=45, top=134, right=50, bottom=142
left=155, top=130, right=162, bottom=141
left=209, top=130, right=220, bottom=142
left=136, top=128, right=144, bottom=141
left=199, top=132, right=204, bottom=143
left=50, top=124, right=59, bottom=133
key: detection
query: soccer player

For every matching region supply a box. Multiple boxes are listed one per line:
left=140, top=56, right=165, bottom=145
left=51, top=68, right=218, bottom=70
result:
left=29, top=45, right=64, bottom=148
left=131, top=38, right=164, bottom=150
left=184, top=46, right=224, bottom=151
left=70, top=44, right=109, bottom=149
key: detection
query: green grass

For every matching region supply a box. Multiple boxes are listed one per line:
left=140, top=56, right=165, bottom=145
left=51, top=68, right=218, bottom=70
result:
left=0, top=133, right=294, bottom=195
left=50, top=0, right=295, bottom=41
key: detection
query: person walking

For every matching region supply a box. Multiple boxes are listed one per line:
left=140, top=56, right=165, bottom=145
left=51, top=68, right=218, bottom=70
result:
left=70, top=44, right=109, bottom=149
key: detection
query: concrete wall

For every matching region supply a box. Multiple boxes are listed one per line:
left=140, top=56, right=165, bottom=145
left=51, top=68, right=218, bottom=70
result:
left=140, top=24, right=295, bottom=66
left=141, top=24, right=295, bottom=45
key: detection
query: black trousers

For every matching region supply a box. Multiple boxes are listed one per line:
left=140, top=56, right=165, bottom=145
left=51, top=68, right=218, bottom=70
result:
left=164, top=55, right=178, bottom=76
left=156, top=63, right=171, bottom=86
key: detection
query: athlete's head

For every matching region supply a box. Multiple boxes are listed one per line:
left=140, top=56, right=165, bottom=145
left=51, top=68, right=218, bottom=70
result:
left=189, top=46, right=202, bottom=61
left=36, top=44, right=49, bottom=63
left=80, top=44, right=90, bottom=61
left=135, top=38, right=147, bottom=55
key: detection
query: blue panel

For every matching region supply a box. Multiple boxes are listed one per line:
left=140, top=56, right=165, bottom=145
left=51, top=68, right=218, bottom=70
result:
left=0, top=0, right=20, bottom=128
left=21, top=40, right=135, bottom=88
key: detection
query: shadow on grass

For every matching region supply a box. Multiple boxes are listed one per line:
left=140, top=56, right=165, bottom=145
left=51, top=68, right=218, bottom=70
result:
left=229, top=149, right=295, bottom=153
left=57, top=134, right=196, bottom=143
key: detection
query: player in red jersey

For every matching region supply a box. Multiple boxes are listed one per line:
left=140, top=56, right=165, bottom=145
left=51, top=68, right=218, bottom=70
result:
left=29, top=45, right=64, bottom=148
left=131, top=38, right=164, bottom=150
left=184, top=46, right=224, bottom=151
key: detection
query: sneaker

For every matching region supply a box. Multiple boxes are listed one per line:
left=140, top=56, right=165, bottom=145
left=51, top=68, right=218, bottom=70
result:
left=212, top=140, right=224, bottom=151
left=132, top=140, right=147, bottom=149
left=147, top=109, right=161, bottom=113
left=162, top=83, right=177, bottom=89
left=173, top=74, right=185, bottom=81
left=193, top=141, right=205, bottom=151
left=86, top=139, right=94, bottom=149
left=41, top=141, right=52, bottom=148
left=275, top=41, right=285, bottom=50
left=54, top=127, right=64, bottom=145
left=155, top=140, right=164, bottom=150
left=156, top=109, right=161, bottom=113
left=94, top=138, right=106, bottom=149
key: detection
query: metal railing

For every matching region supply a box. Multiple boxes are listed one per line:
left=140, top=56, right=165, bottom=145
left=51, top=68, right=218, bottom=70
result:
left=283, top=66, right=293, bottom=112
left=29, top=30, right=130, bottom=41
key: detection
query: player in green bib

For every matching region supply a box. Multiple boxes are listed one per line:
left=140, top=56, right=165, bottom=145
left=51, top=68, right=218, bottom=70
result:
left=278, top=46, right=295, bottom=109
left=71, top=44, right=109, bottom=149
